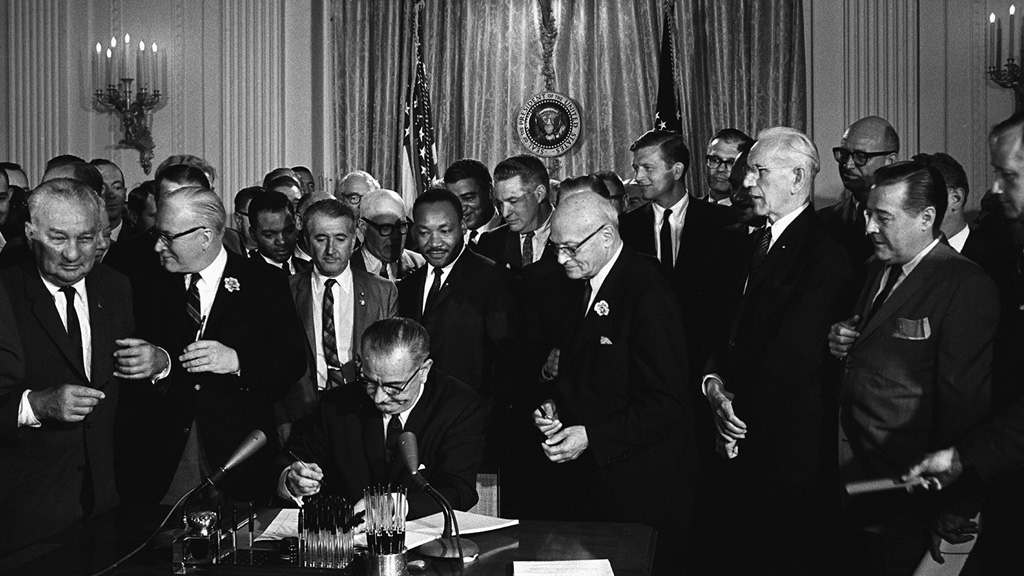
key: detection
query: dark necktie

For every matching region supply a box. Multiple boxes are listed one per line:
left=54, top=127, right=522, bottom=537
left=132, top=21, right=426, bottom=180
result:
left=185, top=274, right=203, bottom=340
left=379, top=263, right=390, bottom=279
left=283, top=259, right=291, bottom=275
left=522, top=231, right=535, bottom=266
left=60, top=286, right=83, bottom=368
left=469, top=230, right=479, bottom=246
left=581, top=279, right=593, bottom=317
left=385, top=415, right=403, bottom=465
left=865, top=265, right=902, bottom=323
left=423, top=266, right=443, bottom=315
left=322, top=279, right=345, bottom=389
left=659, top=208, right=673, bottom=270
left=750, top=225, right=772, bottom=273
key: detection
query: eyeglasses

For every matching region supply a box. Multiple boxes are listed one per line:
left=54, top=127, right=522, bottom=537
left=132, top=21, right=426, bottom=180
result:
left=153, top=226, right=206, bottom=246
left=746, top=164, right=798, bottom=179
left=553, top=225, right=606, bottom=259
left=339, top=193, right=363, bottom=206
left=833, top=147, right=896, bottom=167
left=706, top=155, right=737, bottom=170
left=361, top=217, right=411, bottom=236
left=356, top=360, right=425, bottom=397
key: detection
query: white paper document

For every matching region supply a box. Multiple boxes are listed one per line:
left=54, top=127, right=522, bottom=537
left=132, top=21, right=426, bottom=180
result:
left=513, top=559, right=615, bottom=575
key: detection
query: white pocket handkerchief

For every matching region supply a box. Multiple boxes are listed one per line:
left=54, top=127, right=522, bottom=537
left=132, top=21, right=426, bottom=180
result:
left=599, top=336, right=613, bottom=345
left=893, top=317, right=930, bottom=340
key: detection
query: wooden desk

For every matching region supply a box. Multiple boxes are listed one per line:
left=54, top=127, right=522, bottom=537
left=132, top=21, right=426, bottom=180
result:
left=0, top=509, right=655, bottom=576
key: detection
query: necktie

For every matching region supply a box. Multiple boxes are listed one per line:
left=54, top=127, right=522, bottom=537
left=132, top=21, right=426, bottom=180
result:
left=659, top=208, right=674, bottom=270
left=322, top=279, right=345, bottom=389
left=522, top=231, right=535, bottom=266
left=750, top=225, right=772, bottom=273
left=379, top=264, right=390, bottom=279
left=60, top=286, right=83, bottom=368
left=185, top=274, right=203, bottom=340
left=469, top=230, right=479, bottom=246
left=865, top=265, right=902, bottom=323
left=283, top=259, right=291, bottom=275
left=385, top=415, right=403, bottom=465
left=581, top=279, right=593, bottom=317
left=424, top=266, right=443, bottom=315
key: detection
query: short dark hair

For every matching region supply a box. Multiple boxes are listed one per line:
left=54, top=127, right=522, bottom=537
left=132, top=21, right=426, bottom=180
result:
left=292, top=165, right=313, bottom=178
left=89, top=158, right=121, bottom=172
left=911, top=152, right=969, bottom=201
left=156, top=155, right=217, bottom=184
left=247, top=190, right=294, bottom=227
left=155, top=164, right=211, bottom=189
left=872, top=160, right=947, bottom=232
left=302, top=198, right=356, bottom=230
left=558, top=175, right=610, bottom=199
left=629, top=130, right=691, bottom=174
left=126, top=180, right=158, bottom=214
left=444, top=159, right=492, bottom=190
left=711, top=128, right=754, bottom=149
left=361, top=317, right=430, bottom=366
left=234, top=186, right=262, bottom=212
left=593, top=170, right=625, bottom=198
left=44, top=162, right=104, bottom=195
left=263, top=168, right=300, bottom=190
left=266, top=175, right=301, bottom=194
left=493, top=154, right=549, bottom=195
left=413, top=186, right=463, bottom=221
left=45, top=154, right=86, bottom=170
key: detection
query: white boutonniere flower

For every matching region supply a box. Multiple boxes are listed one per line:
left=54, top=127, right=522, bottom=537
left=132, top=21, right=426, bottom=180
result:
left=594, top=300, right=610, bottom=316
left=223, top=277, right=241, bottom=292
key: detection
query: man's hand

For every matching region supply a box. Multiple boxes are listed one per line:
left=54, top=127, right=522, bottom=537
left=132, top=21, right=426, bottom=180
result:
left=113, top=338, right=169, bottom=379
left=902, top=447, right=964, bottom=491
left=706, top=377, right=747, bottom=441
left=285, top=461, right=324, bottom=497
left=541, top=348, right=560, bottom=381
left=829, top=315, right=861, bottom=358
left=542, top=425, right=588, bottom=463
left=532, top=399, right=562, bottom=437
left=929, top=512, right=979, bottom=563
left=28, top=385, right=105, bottom=422
left=179, top=340, right=240, bottom=374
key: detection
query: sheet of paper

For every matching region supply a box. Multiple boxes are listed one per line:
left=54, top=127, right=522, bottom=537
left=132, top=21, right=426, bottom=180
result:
left=513, top=559, right=614, bottom=575
left=255, top=508, right=299, bottom=542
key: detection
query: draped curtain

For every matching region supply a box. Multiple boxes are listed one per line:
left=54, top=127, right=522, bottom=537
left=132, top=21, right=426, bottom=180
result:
left=332, top=0, right=804, bottom=194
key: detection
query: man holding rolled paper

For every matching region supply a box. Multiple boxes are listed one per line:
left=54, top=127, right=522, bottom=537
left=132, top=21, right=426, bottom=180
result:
left=281, top=317, right=486, bottom=519
left=829, top=161, right=999, bottom=575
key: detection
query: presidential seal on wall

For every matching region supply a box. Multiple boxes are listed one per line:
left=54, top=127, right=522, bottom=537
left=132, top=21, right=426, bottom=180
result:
left=516, top=92, right=582, bottom=157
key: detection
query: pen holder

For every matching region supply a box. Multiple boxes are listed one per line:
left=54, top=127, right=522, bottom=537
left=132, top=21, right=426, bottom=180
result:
left=368, top=551, right=409, bottom=576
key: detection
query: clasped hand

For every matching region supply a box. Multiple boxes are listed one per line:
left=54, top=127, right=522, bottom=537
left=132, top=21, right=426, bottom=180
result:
left=179, top=340, right=240, bottom=374
left=532, top=399, right=588, bottom=463
left=828, top=315, right=861, bottom=358
left=28, top=384, right=104, bottom=422
left=113, top=338, right=169, bottom=379
left=286, top=461, right=324, bottom=497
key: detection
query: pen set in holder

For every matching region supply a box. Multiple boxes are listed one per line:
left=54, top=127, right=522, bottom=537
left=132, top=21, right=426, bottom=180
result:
left=364, top=485, right=409, bottom=576
left=299, top=493, right=356, bottom=569
left=172, top=500, right=255, bottom=573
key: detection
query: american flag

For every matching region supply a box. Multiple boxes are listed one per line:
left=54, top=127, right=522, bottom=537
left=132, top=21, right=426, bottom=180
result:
left=400, top=3, right=438, bottom=207
left=654, top=8, right=682, bottom=133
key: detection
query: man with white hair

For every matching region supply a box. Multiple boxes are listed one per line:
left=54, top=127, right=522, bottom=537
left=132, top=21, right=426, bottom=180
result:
left=351, top=188, right=424, bottom=281
left=702, top=127, right=855, bottom=575
left=334, top=170, right=381, bottom=216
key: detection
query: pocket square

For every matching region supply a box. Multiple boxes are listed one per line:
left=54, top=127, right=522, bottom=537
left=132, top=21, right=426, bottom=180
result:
left=599, top=336, right=613, bottom=345
left=893, top=317, right=930, bottom=340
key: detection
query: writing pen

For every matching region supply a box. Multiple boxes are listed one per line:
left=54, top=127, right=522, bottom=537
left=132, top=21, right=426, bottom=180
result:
left=289, top=450, right=326, bottom=486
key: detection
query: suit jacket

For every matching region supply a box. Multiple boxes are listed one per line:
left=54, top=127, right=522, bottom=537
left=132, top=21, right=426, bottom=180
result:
left=474, top=223, right=558, bottom=275
left=708, top=207, right=854, bottom=488
left=618, top=199, right=736, bottom=386
left=397, top=249, right=522, bottom=402
left=247, top=250, right=313, bottom=276
left=0, top=258, right=133, bottom=553
left=546, top=245, right=696, bottom=527
left=286, top=370, right=486, bottom=519
left=350, top=247, right=425, bottom=281
left=841, top=244, right=998, bottom=480
left=277, top=267, right=398, bottom=425
left=817, top=194, right=874, bottom=282
left=120, top=250, right=307, bottom=505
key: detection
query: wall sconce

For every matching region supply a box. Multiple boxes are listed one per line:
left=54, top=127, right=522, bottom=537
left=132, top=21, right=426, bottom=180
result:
left=989, top=7, right=1024, bottom=112
left=92, top=34, right=164, bottom=174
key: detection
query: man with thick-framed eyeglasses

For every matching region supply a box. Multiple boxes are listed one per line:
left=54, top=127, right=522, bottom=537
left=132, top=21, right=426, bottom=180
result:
left=704, top=128, right=753, bottom=205
left=351, top=189, right=424, bottom=281
left=334, top=170, right=381, bottom=217
left=819, top=116, right=900, bottom=280
left=281, top=317, right=485, bottom=520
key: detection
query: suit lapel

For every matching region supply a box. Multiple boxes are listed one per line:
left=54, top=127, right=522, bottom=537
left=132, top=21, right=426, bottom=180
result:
left=293, top=271, right=317, bottom=354
left=746, top=208, right=809, bottom=291
left=352, top=270, right=369, bottom=349
left=855, top=244, right=947, bottom=343
left=503, top=228, right=522, bottom=268
left=23, top=266, right=89, bottom=383
left=636, top=205, right=657, bottom=256
left=424, top=252, right=469, bottom=318
left=362, top=400, right=388, bottom=480
left=203, top=253, right=242, bottom=338
left=562, top=251, right=628, bottom=369
left=87, top=273, right=112, bottom=388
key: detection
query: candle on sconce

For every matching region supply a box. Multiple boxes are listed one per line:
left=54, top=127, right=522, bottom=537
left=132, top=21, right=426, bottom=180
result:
left=1011, top=6, right=1016, bottom=62
left=92, top=42, right=102, bottom=91
left=123, top=34, right=131, bottom=79
left=991, top=13, right=997, bottom=69
left=105, top=48, right=113, bottom=87
left=999, top=19, right=1004, bottom=67
left=110, top=36, right=118, bottom=83
left=138, top=41, right=146, bottom=90
left=152, top=43, right=161, bottom=93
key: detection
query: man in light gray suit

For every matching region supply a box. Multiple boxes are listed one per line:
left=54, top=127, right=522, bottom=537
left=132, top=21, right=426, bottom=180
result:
left=275, top=198, right=397, bottom=444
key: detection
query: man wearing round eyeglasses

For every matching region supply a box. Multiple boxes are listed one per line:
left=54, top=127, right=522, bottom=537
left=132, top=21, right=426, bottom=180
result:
left=704, top=128, right=753, bottom=205
left=819, top=116, right=900, bottom=280
left=334, top=170, right=381, bottom=217
left=281, top=317, right=485, bottom=519
left=351, top=189, right=424, bottom=281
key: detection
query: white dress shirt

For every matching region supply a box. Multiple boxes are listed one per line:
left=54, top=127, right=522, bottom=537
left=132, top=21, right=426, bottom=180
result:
left=872, top=237, right=941, bottom=304
left=652, top=194, right=690, bottom=265
left=585, top=242, right=624, bottom=312
left=259, top=252, right=299, bottom=275
left=466, top=211, right=503, bottom=245
left=947, top=225, right=970, bottom=254
left=359, top=248, right=396, bottom=279
left=110, top=220, right=124, bottom=242
left=421, top=245, right=466, bottom=314
left=311, top=265, right=354, bottom=390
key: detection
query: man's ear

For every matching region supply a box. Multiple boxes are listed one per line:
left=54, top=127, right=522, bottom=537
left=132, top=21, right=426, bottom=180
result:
left=792, top=166, right=805, bottom=191
left=885, top=152, right=898, bottom=166
left=919, top=206, right=936, bottom=231
left=672, top=162, right=686, bottom=181
left=948, top=187, right=966, bottom=212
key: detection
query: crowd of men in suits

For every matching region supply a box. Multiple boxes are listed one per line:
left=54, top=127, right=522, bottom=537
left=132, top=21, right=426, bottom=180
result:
left=3, top=112, right=1024, bottom=576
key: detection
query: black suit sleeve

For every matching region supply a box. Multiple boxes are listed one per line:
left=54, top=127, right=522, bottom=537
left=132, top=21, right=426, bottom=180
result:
left=0, top=281, right=26, bottom=445
left=238, top=268, right=307, bottom=398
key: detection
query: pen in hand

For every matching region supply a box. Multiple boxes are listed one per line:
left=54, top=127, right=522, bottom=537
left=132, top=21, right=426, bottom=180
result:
left=289, top=450, right=326, bottom=486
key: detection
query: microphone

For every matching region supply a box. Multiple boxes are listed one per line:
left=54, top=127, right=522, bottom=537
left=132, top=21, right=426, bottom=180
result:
left=204, top=429, right=267, bottom=487
left=397, top=431, right=478, bottom=561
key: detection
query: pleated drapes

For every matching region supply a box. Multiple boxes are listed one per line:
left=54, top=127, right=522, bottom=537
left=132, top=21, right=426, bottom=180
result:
left=332, top=0, right=804, bottom=194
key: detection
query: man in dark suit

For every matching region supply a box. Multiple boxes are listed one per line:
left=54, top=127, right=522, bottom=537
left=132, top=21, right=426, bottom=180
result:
left=530, top=191, right=695, bottom=574
left=277, top=199, right=397, bottom=445
left=247, top=190, right=310, bottom=276
left=828, top=161, right=998, bottom=575
left=119, top=185, right=306, bottom=508
left=475, top=155, right=556, bottom=273
left=818, top=116, right=900, bottom=281
left=350, top=189, right=424, bottom=281
left=0, top=180, right=167, bottom=553
left=704, top=128, right=854, bottom=575
left=282, top=318, right=485, bottom=519
left=444, top=158, right=501, bottom=247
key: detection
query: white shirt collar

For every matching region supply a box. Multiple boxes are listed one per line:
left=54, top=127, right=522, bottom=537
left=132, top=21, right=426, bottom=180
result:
left=39, top=274, right=88, bottom=303
left=899, top=237, right=941, bottom=278
left=383, top=368, right=427, bottom=430
left=586, top=242, right=624, bottom=311
left=766, top=202, right=809, bottom=250
left=476, top=211, right=502, bottom=235
left=652, top=193, right=690, bottom=224
left=110, top=220, right=124, bottom=242
left=313, top=262, right=353, bottom=293
left=946, top=226, right=970, bottom=254
left=188, top=246, right=229, bottom=287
